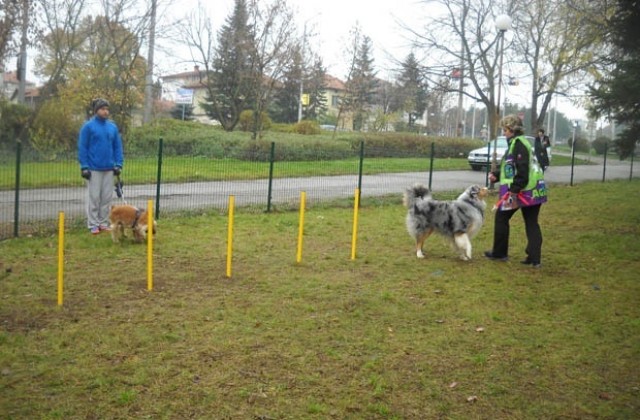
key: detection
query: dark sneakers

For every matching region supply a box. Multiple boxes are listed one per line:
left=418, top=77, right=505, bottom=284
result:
left=484, top=251, right=508, bottom=262
left=520, top=259, right=542, bottom=268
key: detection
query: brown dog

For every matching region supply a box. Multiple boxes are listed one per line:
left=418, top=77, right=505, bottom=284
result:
left=109, top=204, right=156, bottom=243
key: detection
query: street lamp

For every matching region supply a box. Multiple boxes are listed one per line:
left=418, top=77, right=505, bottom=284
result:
left=491, top=13, right=512, bottom=173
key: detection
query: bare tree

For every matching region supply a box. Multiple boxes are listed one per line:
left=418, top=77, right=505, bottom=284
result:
left=512, top=0, right=609, bottom=131
left=34, top=0, right=88, bottom=98
left=411, top=0, right=509, bottom=141
left=34, top=0, right=152, bottom=133
left=0, top=0, right=22, bottom=96
left=333, top=23, right=363, bottom=134
left=246, top=0, right=296, bottom=139
left=410, top=0, right=609, bottom=140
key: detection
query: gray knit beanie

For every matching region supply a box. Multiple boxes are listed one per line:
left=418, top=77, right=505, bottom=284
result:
left=93, top=98, right=110, bottom=114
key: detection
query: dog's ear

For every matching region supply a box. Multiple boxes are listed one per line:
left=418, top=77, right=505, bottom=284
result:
left=468, top=185, right=480, bottom=197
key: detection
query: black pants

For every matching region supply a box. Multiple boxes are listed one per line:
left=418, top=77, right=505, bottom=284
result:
left=491, top=204, right=543, bottom=263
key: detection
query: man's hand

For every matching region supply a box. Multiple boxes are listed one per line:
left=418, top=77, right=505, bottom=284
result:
left=81, top=169, right=91, bottom=180
left=113, top=167, right=122, bottom=176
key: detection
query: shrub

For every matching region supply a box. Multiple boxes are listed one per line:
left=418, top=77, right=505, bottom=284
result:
left=29, top=99, right=82, bottom=156
left=292, top=120, right=321, bottom=135
left=238, top=110, right=272, bottom=132
left=591, top=136, right=611, bottom=155
left=567, top=136, right=590, bottom=153
left=270, top=123, right=294, bottom=133
left=170, top=104, right=195, bottom=121
left=346, top=133, right=482, bottom=159
left=0, top=100, right=32, bottom=150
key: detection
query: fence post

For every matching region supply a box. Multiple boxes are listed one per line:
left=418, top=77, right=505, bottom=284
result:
left=357, top=141, right=364, bottom=204
left=13, top=140, right=22, bottom=237
left=155, top=137, right=163, bottom=219
left=570, top=137, right=577, bottom=186
left=485, top=142, right=491, bottom=188
left=428, top=142, right=435, bottom=190
left=602, top=141, right=608, bottom=182
left=630, top=145, right=635, bottom=181
left=267, top=142, right=275, bottom=212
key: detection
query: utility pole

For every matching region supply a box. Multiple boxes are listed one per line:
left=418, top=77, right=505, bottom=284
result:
left=143, top=0, right=157, bottom=124
left=17, top=0, right=29, bottom=104
left=297, top=22, right=308, bottom=123
left=456, top=38, right=464, bottom=137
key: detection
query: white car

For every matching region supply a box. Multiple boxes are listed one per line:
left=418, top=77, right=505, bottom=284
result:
left=468, top=136, right=545, bottom=171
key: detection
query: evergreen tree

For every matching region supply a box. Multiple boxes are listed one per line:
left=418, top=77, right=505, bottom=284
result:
left=304, top=57, right=328, bottom=121
left=271, top=46, right=302, bottom=123
left=396, top=53, right=428, bottom=128
left=203, top=0, right=256, bottom=131
left=590, top=0, right=640, bottom=159
left=170, top=104, right=194, bottom=121
left=345, top=35, right=377, bottom=131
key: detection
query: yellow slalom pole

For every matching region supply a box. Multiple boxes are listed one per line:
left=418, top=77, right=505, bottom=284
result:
left=350, top=188, right=360, bottom=260
left=147, top=200, right=153, bottom=291
left=226, top=195, right=235, bottom=278
left=296, top=191, right=306, bottom=263
left=57, top=212, right=64, bottom=306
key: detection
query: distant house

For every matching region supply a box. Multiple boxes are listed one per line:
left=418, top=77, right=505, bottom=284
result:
left=322, top=74, right=352, bottom=129
left=1, top=71, right=38, bottom=106
left=160, top=66, right=211, bottom=123
left=160, top=66, right=352, bottom=128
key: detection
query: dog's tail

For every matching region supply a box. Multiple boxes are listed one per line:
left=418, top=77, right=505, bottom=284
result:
left=403, top=184, right=431, bottom=207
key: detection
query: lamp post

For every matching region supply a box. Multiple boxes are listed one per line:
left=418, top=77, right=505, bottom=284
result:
left=491, top=13, right=512, bottom=173
left=297, top=24, right=307, bottom=123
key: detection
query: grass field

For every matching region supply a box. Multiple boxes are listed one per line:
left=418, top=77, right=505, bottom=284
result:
left=1, top=181, right=638, bottom=418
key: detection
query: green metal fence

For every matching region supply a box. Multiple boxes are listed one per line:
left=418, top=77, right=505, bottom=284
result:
left=1, top=139, right=441, bottom=240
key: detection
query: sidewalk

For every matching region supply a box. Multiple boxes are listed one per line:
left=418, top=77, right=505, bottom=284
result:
left=0, top=159, right=636, bottom=224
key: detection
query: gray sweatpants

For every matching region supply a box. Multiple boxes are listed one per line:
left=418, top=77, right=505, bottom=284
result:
left=85, top=170, right=114, bottom=229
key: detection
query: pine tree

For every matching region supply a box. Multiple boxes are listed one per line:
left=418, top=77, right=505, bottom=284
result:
left=304, top=57, right=328, bottom=121
left=203, top=0, right=256, bottom=131
left=345, top=35, right=377, bottom=131
left=272, top=47, right=302, bottom=123
left=590, top=0, right=640, bottom=159
left=397, top=53, right=428, bottom=128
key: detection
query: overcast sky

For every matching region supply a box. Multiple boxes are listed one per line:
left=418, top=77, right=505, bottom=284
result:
left=164, top=0, right=586, bottom=120
left=164, top=0, right=425, bottom=79
left=18, top=0, right=586, bottom=121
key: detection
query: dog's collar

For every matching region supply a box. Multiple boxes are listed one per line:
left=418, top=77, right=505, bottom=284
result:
left=132, top=208, right=143, bottom=228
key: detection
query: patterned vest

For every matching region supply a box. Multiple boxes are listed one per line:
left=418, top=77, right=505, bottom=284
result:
left=499, top=136, right=548, bottom=209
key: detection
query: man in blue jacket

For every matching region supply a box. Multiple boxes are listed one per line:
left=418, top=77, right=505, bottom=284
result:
left=78, top=98, right=124, bottom=235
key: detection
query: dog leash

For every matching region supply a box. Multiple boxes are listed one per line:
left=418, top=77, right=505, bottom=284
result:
left=115, top=175, right=127, bottom=204
left=492, top=191, right=532, bottom=211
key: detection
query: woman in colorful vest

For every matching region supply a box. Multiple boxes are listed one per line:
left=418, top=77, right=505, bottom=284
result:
left=485, top=114, right=548, bottom=268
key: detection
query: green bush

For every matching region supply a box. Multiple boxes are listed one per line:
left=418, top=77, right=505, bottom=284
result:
left=270, top=123, right=294, bottom=133
left=347, top=133, right=482, bottom=158
left=292, top=120, right=321, bottom=135
left=124, top=118, right=482, bottom=161
left=238, top=110, right=272, bottom=132
left=0, top=100, right=32, bottom=150
left=29, top=98, right=82, bottom=156
left=591, top=136, right=611, bottom=155
left=568, top=136, right=590, bottom=153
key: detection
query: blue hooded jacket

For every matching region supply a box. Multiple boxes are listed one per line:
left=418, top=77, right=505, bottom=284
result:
left=78, top=116, right=124, bottom=171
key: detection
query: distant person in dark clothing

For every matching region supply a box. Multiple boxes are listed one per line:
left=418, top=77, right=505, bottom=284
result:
left=534, top=129, right=551, bottom=171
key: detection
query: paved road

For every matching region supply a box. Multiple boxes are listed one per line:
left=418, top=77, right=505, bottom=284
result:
left=0, top=155, right=636, bottom=224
